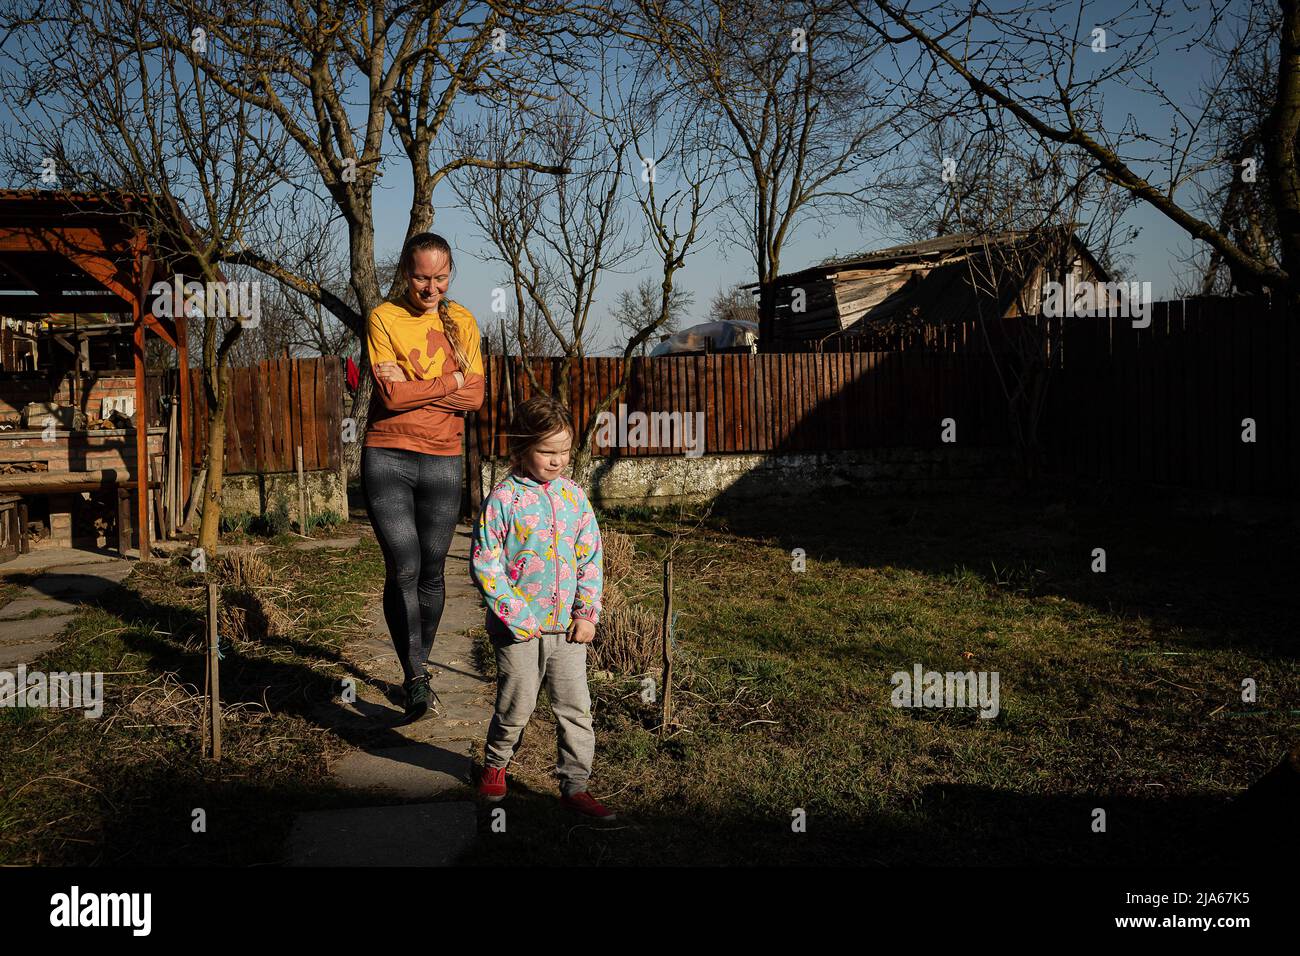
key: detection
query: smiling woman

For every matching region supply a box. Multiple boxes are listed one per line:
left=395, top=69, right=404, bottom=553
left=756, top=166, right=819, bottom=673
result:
left=362, top=232, right=485, bottom=723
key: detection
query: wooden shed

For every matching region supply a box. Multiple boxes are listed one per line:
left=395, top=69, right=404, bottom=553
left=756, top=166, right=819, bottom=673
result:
left=0, top=190, right=197, bottom=560
left=751, top=229, right=1111, bottom=351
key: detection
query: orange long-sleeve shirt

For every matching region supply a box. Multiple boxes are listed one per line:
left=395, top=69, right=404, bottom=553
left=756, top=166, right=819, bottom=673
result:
left=364, top=298, right=486, bottom=456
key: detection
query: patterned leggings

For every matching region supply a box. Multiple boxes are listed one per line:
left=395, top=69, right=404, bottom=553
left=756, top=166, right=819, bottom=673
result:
left=362, top=446, right=463, bottom=683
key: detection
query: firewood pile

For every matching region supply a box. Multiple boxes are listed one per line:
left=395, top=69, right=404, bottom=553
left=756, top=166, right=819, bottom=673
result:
left=0, top=461, right=49, bottom=475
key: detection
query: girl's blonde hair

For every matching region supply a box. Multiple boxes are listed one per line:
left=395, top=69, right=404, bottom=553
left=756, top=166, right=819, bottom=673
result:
left=508, top=395, right=575, bottom=469
left=398, top=232, right=472, bottom=373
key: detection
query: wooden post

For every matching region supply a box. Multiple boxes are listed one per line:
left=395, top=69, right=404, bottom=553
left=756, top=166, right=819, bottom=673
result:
left=464, top=409, right=482, bottom=521
left=167, top=396, right=179, bottom=537
left=132, top=267, right=150, bottom=561
left=661, top=558, right=673, bottom=734
left=16, top=502, right=28, bottom=554
left=151, top=454, right=164, bottom=542
left=116, top=485, right=131, bottom=557
left=207, top=582, right=222, bottom=761
left=296, top=444, right=308, bottom=535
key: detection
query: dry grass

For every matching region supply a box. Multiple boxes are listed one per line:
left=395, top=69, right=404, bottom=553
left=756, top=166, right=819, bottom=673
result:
left=588, top=530, right=664, bottom=675
left=218, top=588, right=294, bottom=646
left=602, top=529, right=635, bottom=582
left=215, top=550, right=275, bottom=589
left=590, top=583, right=663, bottom=675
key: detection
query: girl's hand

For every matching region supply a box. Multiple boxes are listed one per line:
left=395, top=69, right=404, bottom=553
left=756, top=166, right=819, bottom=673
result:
left=453, top=370, right=465, bottom=389
left=567, top=618, right=596, bottom=644
left=375, top=361, right=406, bottom=383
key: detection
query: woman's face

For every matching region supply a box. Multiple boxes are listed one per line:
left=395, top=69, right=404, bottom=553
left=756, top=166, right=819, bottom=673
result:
left=522, top=427, right=572, bottom=483
left=405, top=248, right=451, bottom=313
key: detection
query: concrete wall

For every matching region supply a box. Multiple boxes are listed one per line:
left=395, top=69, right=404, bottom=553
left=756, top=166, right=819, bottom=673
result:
left=219, top=464, right=349, bottom=521
left=478, top=447, right=1021, bottom=509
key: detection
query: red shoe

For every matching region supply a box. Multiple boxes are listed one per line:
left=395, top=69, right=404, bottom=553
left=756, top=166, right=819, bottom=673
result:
left=560, top=791, right=617, bottom=820
left=478, top=765, right=507, bottom=801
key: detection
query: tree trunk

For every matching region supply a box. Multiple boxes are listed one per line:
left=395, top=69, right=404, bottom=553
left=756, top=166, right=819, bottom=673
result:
left=757, top=280, right=776, bottom=352
left=344, top=358, right=373, bottom=480
left=197, top=367, right=230, bottom=554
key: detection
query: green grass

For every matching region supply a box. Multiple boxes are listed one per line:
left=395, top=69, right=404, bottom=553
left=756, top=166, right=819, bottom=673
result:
left=461, top=488, right=1298, bottom=865
left=3, top=486, right=1293, bottom=866
left=0, top=538, right=391, bottom=865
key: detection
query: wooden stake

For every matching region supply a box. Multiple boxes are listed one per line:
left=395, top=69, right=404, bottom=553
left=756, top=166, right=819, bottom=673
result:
left=183, top=465, right=206, bottom=533
left=296, top=445, right=308, bottom=536
left=207, top=582, right=222, bottom=761
left=661, top=558, right=673, bottom=734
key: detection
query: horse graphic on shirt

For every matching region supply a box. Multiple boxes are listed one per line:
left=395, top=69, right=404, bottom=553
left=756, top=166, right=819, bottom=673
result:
left=405, top=327, right=458, bottom=379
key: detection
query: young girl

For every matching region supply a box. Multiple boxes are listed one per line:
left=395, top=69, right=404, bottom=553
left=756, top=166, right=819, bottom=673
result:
left=469, top=395, right=615, bottom=819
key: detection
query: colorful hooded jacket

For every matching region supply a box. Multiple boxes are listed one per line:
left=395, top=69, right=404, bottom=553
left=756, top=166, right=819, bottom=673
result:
left=470, top=470, right=604, bottom=641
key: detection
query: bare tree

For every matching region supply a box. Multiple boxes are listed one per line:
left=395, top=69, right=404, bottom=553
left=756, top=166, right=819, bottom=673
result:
left=98, top=0, right=587, bottom=478
left=450, top=93, right=640, bottom=391
left=864, top=0, right=1299, bottom=307
left=621, top=0, right=906, bottom=349
left=707, top=282, right=759, bottom=325
left=1179, top=7, right=1286, bottom=294
left=452, top=38, right=724, bottom=478
left=610, top=277, right=693, bottom=356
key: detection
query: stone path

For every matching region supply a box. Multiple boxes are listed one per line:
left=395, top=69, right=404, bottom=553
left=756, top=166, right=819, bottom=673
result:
left=0, top=553, right=133, bottom=668
left=287, top=521, right=492, bottom=866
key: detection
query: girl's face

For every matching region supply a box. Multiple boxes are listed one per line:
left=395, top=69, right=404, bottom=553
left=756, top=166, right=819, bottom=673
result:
left=521, top=427, right=572, bottom=483
left=405, top=248, right=451, bottom=314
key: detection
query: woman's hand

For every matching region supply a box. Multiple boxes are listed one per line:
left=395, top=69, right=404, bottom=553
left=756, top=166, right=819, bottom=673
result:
left=375, top=361, right=406, bottom=384
left=453, top=370, right=465, bottom=389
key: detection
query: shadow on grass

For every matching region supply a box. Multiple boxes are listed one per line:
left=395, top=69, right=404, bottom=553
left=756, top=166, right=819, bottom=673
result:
left=459, top=774, right=1285, bottom=866
left=683, top=482, right=1298, bottom=660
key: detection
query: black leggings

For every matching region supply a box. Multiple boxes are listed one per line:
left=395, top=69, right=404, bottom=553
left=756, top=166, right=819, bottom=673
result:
left=362, top=446, right=463, bottom=683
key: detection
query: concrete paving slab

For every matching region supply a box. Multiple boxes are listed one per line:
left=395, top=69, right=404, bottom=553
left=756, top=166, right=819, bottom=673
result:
left=0, top=614, right=76, bottom=644
left=31, top=564, right=132, bottom=601
left=286, top=801, right=477, bottom=866
left=288, top=522, right=494, bottom=865
left=331, top=743, right=471, bottom=798
left=0, top=548, right=123, bottom=576
left=0, top=596, right=83, bottom=620
left=0, top=639, right=59, bottom=668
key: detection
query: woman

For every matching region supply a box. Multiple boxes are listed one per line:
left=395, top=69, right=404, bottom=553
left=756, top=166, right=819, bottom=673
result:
left=363, top=232, right=485, bottom=723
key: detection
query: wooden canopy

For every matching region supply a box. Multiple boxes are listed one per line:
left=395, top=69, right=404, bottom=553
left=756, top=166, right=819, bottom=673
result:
left=0, top=189, right=196, bottom=557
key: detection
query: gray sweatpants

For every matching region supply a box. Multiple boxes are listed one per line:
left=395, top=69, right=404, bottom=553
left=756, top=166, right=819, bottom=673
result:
left=483, top=619, right=595, bottom=797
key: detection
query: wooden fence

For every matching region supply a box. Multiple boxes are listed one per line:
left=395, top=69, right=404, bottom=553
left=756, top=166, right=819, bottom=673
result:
left=471, top=297, right=1297, bottom=497
left=1042, top=298, right=1297, bottom=496
left=185, top=356, right=344, bottom=474
left=474, top=352, right=1016, bottom=457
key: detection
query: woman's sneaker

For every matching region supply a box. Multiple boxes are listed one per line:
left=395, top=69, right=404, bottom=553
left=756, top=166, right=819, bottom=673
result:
left=560, top=791, right=617, bottom=820
left=478, top=765, right=507, bottom=801
left=397, top=674, right=438, bottom=725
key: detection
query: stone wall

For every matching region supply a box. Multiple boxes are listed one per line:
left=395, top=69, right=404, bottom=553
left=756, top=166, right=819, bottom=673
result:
left=218, top=464, right=349, bottom=522
left=478, top=447, right=1021, bottom=509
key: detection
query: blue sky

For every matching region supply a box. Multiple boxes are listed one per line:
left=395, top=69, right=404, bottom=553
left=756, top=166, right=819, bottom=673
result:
left=0, top=1, right=1253, bottom=356
left=362, top=0, right=1247, bottom=355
